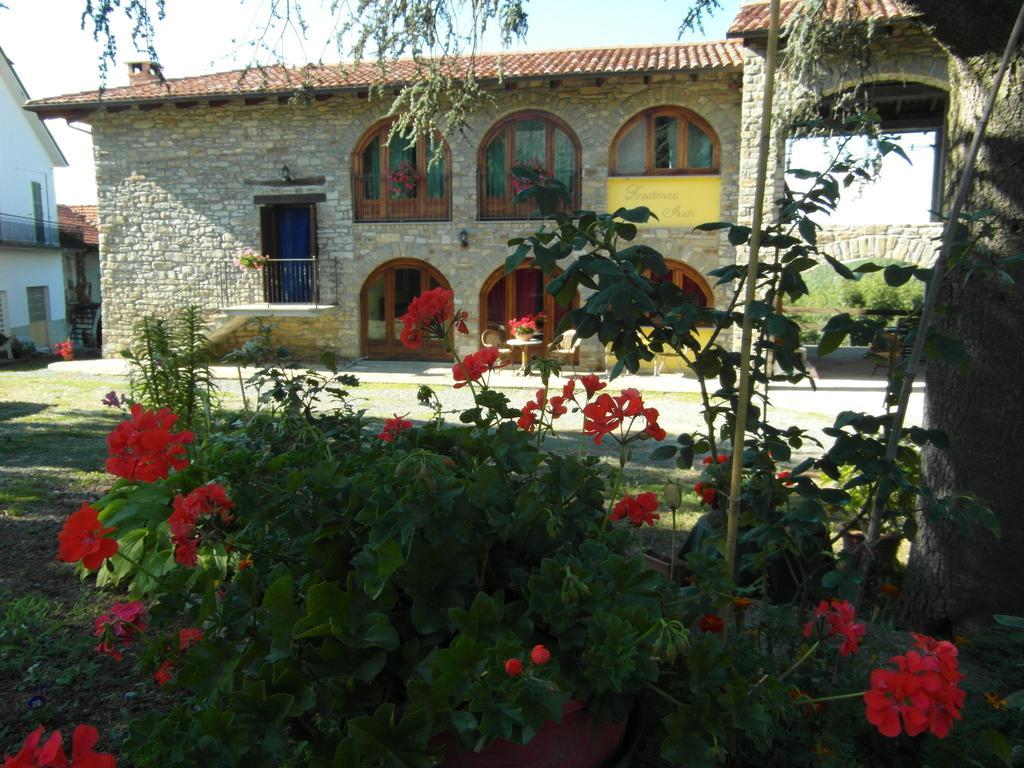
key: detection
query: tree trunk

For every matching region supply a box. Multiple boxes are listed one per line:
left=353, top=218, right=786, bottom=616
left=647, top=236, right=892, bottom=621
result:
left=899, top=2, right=1024, bottom=631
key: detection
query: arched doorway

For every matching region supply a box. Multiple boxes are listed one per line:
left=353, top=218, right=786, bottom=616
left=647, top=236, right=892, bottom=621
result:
left=360, top=259, right=452, bottom=360
left=650, top=260, right=714, bottom=310
left=479, top=263, right=578, bottom=347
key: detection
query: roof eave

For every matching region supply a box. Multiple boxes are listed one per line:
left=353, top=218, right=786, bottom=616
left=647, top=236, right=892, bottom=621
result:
left=25, top=63, right=743, bottom=118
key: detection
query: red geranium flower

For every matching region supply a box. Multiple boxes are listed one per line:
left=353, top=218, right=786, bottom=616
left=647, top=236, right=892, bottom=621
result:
left=578, top=374, right=606, bottom=399
left=153, top=659, right=174, bottom=687
left=777, top=470, right=795, bottom=486
left=582, top=389, right=664, bottom=446
left=702, top=453, right=730, bottom=465
left=397, top=287, right=467, bottom=349
left=2, top=724, right=115, bottom=768
left=504, top=658, right=523, bottom=677
left=168, top=483, right=234, bottom=567
left=802, top=599, right=867, bottom=656
left=610, top=492, right=660, bottom=527
left=57, top=503, right=118, bottom=570
left=179, top=627, right=204, bottom=652
left=452, top=346, right=504, bottom=388
left=530, top=644, right=551, bottom=665
left=106, top=404, right=193, bottom=483
left=697, top=614, right=725, bottom=634
left=377, top=415, right=413, bottom=442
left=94, top=601, right=148, bottom=661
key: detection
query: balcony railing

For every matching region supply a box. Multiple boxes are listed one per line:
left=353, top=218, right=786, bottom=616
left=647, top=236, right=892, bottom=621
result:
left=217, top=257, right=339, bottom=308
left=0, top=211, right=61, bottom=248
left=352, top=173, right=451, bottom=221
left=476, top=171, right=580, bottom=220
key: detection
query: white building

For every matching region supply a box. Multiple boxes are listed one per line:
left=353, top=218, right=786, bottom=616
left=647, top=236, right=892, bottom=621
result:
left=0, top=45, right=67, bottom=353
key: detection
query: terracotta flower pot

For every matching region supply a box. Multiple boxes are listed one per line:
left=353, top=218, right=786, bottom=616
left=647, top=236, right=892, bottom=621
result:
left=439, top=700, right=628, bottom=768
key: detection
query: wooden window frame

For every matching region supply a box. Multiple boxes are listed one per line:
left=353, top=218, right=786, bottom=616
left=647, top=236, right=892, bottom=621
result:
left=478, top=261, right=578, bottom=348
left=477, top=111, right=582, bottom=220
left=611, top=107, right=720, bottom=176
left=353, top=119, right=451, bottom=222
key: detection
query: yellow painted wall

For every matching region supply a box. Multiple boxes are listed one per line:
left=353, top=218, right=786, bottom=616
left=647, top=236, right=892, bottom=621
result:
left=606, top=176, right=721, bottom=228
left=607, top=326, right=715, bottom=375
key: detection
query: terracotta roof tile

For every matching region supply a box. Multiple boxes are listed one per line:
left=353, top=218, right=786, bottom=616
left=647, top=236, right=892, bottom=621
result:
left=27, top=41, right=743, bottom=112
left=58, top=204, right=99, bottom=246
left=728, top=0, right=916, bottom=36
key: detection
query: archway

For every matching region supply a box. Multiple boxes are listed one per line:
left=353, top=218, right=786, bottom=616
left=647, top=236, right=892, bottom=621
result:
left=478, top=262, right=578, bottom=347
left=360, top=259, right=452, bottom=360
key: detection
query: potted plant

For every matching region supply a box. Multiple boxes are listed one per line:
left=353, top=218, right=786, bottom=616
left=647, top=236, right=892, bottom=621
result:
left=232, top=247, right=270, bottom=270
left=509, top=314, right=541, bottom=338
left=385, top=159, right=418, bottom=197
left=55, top=338, right=74, bottom=361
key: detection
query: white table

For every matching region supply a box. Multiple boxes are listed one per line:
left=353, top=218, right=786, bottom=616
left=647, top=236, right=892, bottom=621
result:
left=506, top=337, right=544, bottom=374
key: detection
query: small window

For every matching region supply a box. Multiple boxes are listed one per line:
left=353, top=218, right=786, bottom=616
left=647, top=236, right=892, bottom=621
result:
left=353, top=121, right=450, bottom=222
left=478, top=111, right=581, bottom=219
left=612, top=107, right=719, bottom=175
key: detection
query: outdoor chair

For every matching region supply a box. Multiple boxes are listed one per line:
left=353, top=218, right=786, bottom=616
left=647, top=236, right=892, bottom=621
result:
left=548, top=330, right=581, bottom=374
left=866, top=332, right=902, bottom=376
left=481, top=328, right=513, bottom=371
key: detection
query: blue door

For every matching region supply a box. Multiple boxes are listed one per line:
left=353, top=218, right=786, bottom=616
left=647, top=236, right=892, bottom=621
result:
left=276, top=207, right=312, bottom=303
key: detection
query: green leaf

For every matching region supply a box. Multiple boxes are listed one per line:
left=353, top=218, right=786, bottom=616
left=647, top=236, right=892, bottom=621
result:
left=650, top=445, right=678, bottom=461
left=983, top=729, right=1013, bottom=767
left=883, top=264, right=916, bottom=287
left=263, top=574, right=297, bottom=651
left=798, top=217, right=817, bottom=246
left=728, top=225, right=752, bottom=246
left=994, top=615, right=1024, bottom=629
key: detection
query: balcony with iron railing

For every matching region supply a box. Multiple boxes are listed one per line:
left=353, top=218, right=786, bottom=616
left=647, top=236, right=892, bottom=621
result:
left=216, top=257, right=340, bottom=317
left=352, top=173, right=452, bottom=222
left=0, top=211, right=62, bottom=249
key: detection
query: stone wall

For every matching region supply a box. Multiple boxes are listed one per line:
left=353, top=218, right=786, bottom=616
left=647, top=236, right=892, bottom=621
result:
left=94, top=71, right=743, bottom=365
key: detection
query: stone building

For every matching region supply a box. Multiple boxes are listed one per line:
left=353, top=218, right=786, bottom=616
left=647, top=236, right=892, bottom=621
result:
left=25, top=0, right=947, bottom=366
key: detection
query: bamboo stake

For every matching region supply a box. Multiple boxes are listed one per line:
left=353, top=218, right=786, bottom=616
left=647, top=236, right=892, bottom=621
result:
left=725, top=0, right=783, bottom=583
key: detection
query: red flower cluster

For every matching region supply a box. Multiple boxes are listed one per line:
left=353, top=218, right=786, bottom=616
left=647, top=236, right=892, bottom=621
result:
left=55, top=339, right=74, bottom=361
left=697, top=614, right=725, bottom=634
left=93, top=601, right=148, bottom=661
left=693, top=482, right=718, bottom=506
left=582, top=388, right=666, bottom=445
left=864, top=634, right=965, bottom=739
left=152, top=628, right=204, bottom=687
left=802, top=599, right=867, bottom=657
left=703, top=453, right=730, bottom=465
left=57, top=503, right=118, bottom=571
left=168, top=483, right=234, bottom=567
left=377, top=415, right=413, bottom=442
left=579, top=373, right=606, bottom=398
left=776, top=470, right=795, bottom=486
left=504, top=643, right=552, bottom=677
left=517, top=381, right=571, bottom=432
left=508, top=314, right=540, bottom=335
left=1, top=725, right=115, bottom=768
left=610, top=492, right=660, bottom=527
left=452, top=346, right=505, bottom=388
left=106, top=404, right=193, bottom=483
left=398, top=287, right=467, bottom=349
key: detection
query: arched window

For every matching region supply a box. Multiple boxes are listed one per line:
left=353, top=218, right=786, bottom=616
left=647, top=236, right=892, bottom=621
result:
left=612, top=107, right=719, bottom=175
left=360, top=259, right=452, bottom=360
left=353, top=120, right=450, bottom=221
left=650, top=260, right=714, bottom=310
left=478, top=111, right=580, bottom=219
left=479, top=262, right=578, bottom=347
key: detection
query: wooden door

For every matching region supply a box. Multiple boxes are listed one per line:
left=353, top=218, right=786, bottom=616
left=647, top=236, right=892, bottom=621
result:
left=362, top=261, right=451, bottom=360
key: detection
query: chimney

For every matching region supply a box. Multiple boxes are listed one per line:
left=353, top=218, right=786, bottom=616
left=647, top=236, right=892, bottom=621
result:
left=127, top=60, right=163, bottom=85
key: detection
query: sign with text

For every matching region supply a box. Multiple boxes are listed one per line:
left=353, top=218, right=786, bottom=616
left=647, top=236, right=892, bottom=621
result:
left=606, top=176, right=721, bottom=228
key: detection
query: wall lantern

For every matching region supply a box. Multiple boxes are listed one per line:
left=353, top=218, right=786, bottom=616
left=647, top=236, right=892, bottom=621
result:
left=281, top=164, right=292, bottom=182
left=459, top=229, right=469, bottom=248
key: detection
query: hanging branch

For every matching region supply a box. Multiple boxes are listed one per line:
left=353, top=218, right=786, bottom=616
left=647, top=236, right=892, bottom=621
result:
left=724, top=0, right=783, bottom=582
left=856, top=0, right=1024, bottom=593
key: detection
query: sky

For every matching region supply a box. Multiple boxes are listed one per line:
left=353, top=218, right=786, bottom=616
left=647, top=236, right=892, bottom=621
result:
left=0, top=0, right=742, bottom=204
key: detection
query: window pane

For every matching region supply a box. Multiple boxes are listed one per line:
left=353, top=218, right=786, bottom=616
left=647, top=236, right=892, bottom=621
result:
left=513, top=119, right=546, bottom=167
left=393, top=268, right=421, bottom=318
left=553, top=129, right=575, bottom=195
left=653, top=116, right=679, bottom=169
left=366, top=275, right=386, bottom=340
left=616, top=122, right=646, bottom=174
left=485, top=135, right=506, bottom=197
left=388, top=134, right=417, bottom=199
left=687, top=123, right=714, bottom=169
left=426, top=136, right=445, bottom=199
left=362, top=138, right=380, bottom=199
